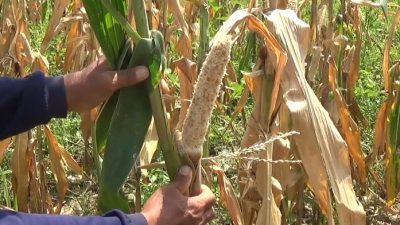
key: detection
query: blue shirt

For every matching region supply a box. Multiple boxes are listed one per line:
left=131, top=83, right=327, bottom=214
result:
left=0, top=71, right=147, bottom=225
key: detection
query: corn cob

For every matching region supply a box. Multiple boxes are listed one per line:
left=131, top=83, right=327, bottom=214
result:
left=179, top=34, right=232, bottom=162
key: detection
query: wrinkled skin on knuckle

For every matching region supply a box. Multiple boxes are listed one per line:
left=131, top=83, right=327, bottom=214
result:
left=187, top=201, right=205, bottom=220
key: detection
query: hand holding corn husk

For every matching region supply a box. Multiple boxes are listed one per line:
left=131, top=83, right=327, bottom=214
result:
left=175, top=34, right=233, bottom=195
left=64, top=58, right=149, bottom=112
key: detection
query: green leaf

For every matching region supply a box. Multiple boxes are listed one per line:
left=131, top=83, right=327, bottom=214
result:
left=99, top=83, right=152, bottom=213
left=82, top=0, right=126, bottom=68
left=95, top=41, right=133, bottom=153
left=95, top=93, right=118, bottom=153
left=99, top=0, right=141, bottom=43
left=98, top=36, right=164, bottom=213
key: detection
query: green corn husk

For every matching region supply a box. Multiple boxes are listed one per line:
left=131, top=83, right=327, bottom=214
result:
left=83, top=0, right=179, bottom=213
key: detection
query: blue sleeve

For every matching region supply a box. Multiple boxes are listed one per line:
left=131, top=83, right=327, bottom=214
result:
left=0, top=71, right=68, bottom=140
left=0, top=210, right=148, bottom=225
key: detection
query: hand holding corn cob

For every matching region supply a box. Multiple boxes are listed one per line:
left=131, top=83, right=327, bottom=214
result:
left=141, top=165, right=215, bottom=225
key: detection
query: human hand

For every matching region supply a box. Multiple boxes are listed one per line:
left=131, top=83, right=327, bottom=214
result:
left=64, top=58, right=149, bottom=112
left=141, top=166, right=216, bottom=225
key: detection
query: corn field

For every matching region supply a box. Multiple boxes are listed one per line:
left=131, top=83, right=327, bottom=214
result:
left=1, top=0, right=400, bottom=224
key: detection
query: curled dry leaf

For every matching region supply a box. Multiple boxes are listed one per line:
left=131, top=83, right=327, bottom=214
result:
left=40, top=0, right=70, bottom=53
left=32, top=52, right=50, bottom=74
left=211, top=164, right=244, bottom=225
left=328, top=59, right=366, bottom=189
left=10, top=132, right=30, bottom=212
left=45, top=126, right=83, bottom=175
left=167, top=0, right=189, bottom=35
left=139, top=119, right=159, bottom=176
left=45, top=126, right=68, bottom=213
left=265, top=9, right=365, bottom=225
left=45, top=126, right=83, bottom=213
left=172, top=58, right=198, bottom=131
left=176, top=34, right=193, bottom=59
left=383, top=11, right=400, bottom=92
left=369, top=11, right=400, bottom=165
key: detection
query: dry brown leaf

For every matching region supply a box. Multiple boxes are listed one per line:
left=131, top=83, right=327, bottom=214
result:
left=269, top=0, right=292, bottom=9
left=40, top=0, right=70, bottom=53
left=255, top=143, right=281, bottom=225
left=183, top=1, right=194, bottom=27
left=328, top=59, right=367, bottom=188
left=383, top=11, right=400, bottom=92
left=271, top=176, right=283, bottom=207
left=27, top=139, right=43, bottom=213
left=0, top=19, right=16, bottom=60
left=32, top=52, right=50, bottom=74
left=176, top=34, right=192, bottom=59
left=8, top=20, right=34, bottom=75
left=10, top=132, right=30, bottom=212
left=346, top=6, right=368, bottom=127
left=139, top=119, right=159, bottom=176
left=0, top=138, right=11, bottom=165
left=307, top=46, right=322, bottom=83
left=172, top=58, right=198, bottom=131
left=80, top=107, right=99, bottom=142
left=226, top=62, right=237, bottom=82
left=46, top=126, right=83, bottom=175
left=44, top=126, right=69, bottom=213
left=266, top=9, right=365, bottom=225
left=242, top=73, right=264, bottom=148
left=347, top=7, right=361, bottom=98
left=168, top=0, right=189, bottom=35
left=26, top=0, right=41, bottom=22
left=369, top=99, right=392, bottom=164
left=64, top=5, right=84, bottom=73
left=16, top=32, right=35, bottom=67
left=212, top=165, right=244, bottom=225
left=271, top=138, right=290, bottom=186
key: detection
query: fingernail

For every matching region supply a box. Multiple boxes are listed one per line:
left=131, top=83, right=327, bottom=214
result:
left=179, top=165, right=191, bottom=176
left=136, top=66, right=149, bottom=80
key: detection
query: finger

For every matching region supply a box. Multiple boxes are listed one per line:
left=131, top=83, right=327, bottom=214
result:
left=172, top=165, right=193, bottom=193
left=88, top=56, right=108, bottom=70
left=201, top=208, right=215, bottom=225
left=189, top=185, right=216, bottom=210
left=110, top=66, right=149, bottom=90
left=96, top=56, right=109, bottom=69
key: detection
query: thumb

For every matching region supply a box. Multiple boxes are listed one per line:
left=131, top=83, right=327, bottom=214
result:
left=111, top=66, right=149, bottom=89
left=172, top=165, right=193, bottom=194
